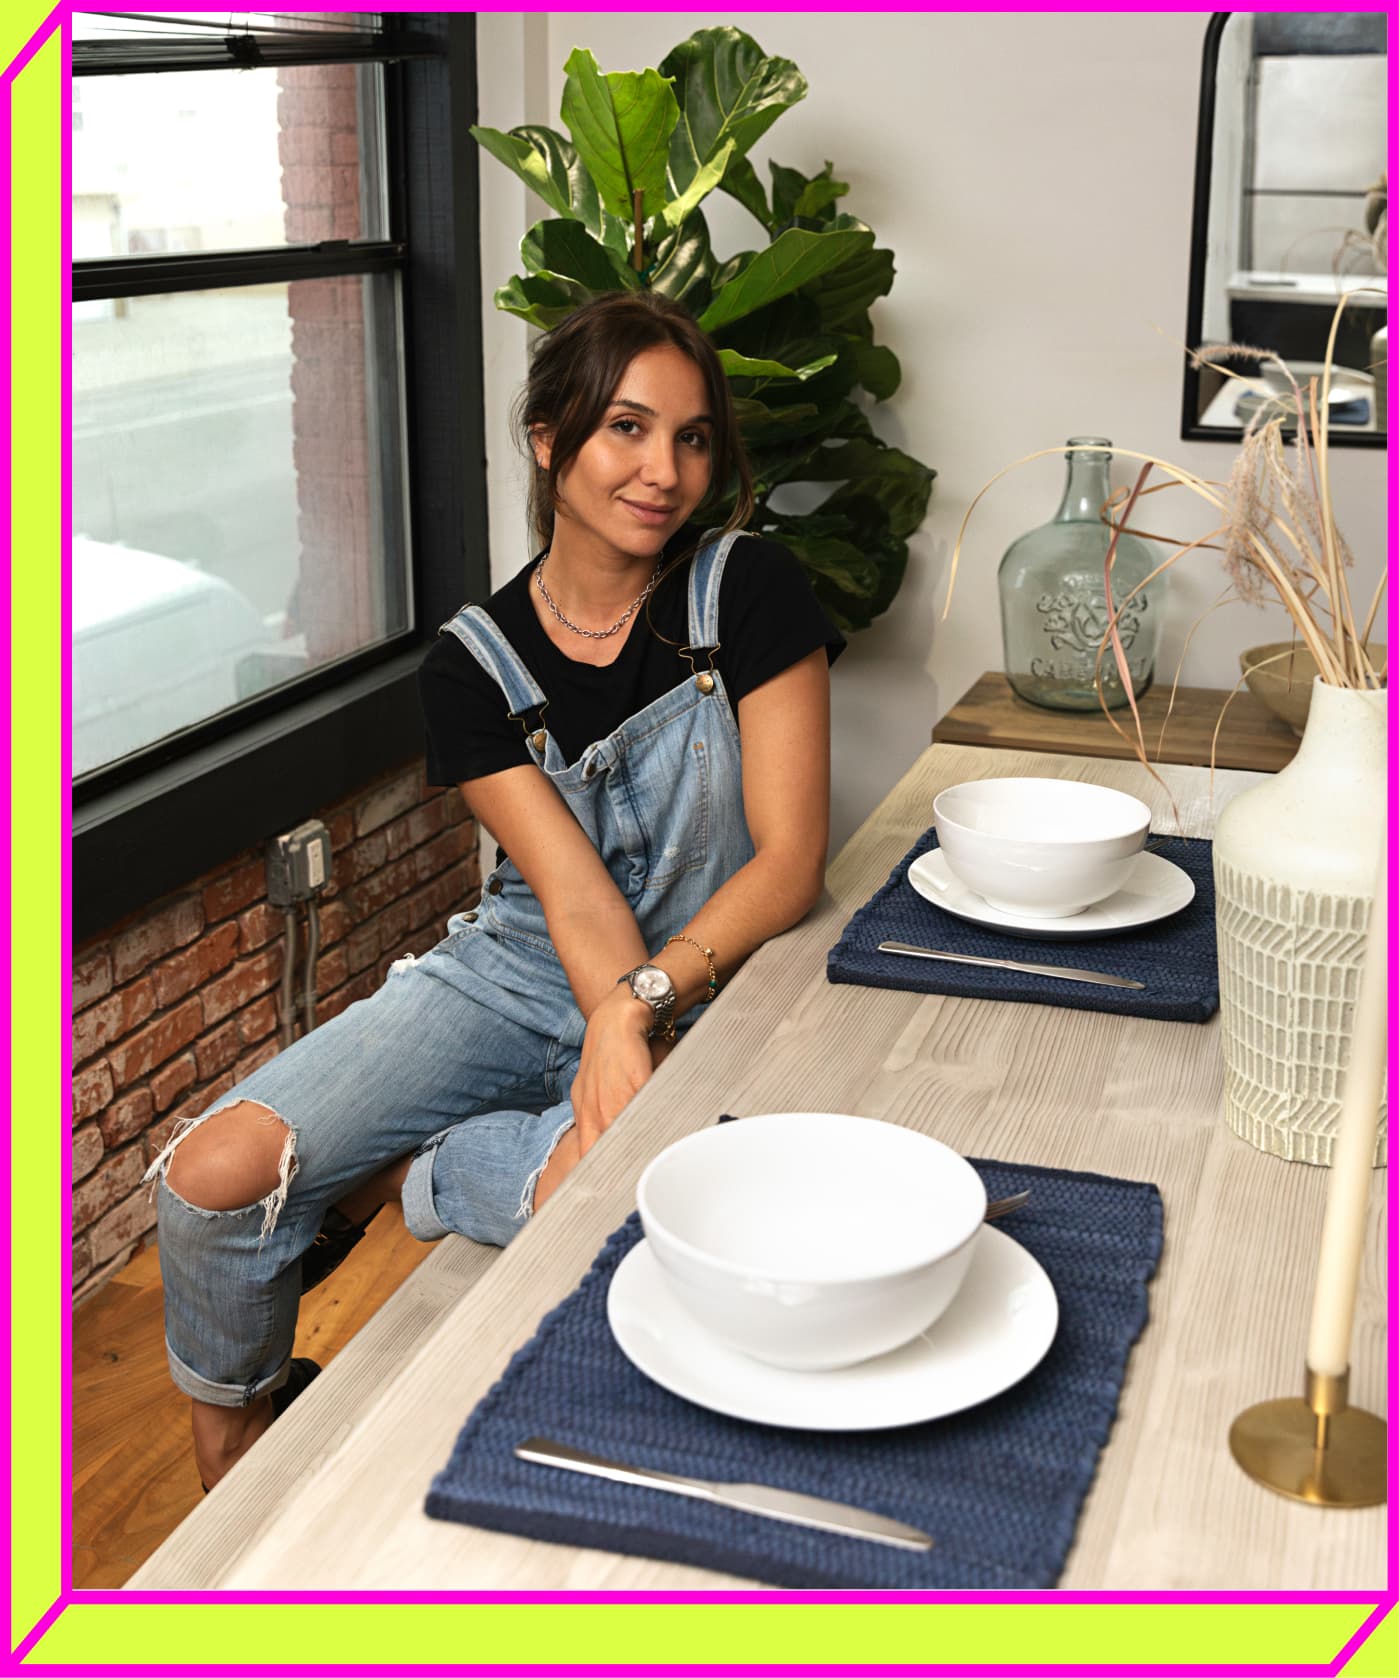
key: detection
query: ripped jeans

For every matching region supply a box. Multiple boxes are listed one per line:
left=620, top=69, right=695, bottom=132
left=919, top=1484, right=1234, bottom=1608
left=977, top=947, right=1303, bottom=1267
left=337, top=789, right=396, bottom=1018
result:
left=147, top=911, right=586, bottom=1407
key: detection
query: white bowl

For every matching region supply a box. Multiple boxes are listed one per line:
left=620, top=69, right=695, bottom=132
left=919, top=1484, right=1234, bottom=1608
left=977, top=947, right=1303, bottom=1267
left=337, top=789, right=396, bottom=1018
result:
left=932, top=776, right=1150, bottom=919
left=636, top=1113, right=987, bottom=1371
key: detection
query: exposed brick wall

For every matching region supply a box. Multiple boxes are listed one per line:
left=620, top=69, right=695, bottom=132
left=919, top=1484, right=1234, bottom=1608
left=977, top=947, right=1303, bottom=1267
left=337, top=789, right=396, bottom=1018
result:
left=70, top=762, right=479, bottom=1303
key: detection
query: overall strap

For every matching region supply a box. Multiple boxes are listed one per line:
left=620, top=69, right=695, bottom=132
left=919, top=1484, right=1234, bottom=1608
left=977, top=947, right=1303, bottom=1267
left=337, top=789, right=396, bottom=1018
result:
left=439, top=605, right=549, bottom=724
left=686, top=527, right=748, bottom=654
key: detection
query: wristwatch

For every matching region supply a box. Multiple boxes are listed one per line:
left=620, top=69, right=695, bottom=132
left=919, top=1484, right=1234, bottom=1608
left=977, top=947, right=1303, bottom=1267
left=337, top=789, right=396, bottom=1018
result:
left=618, top=963, right=677, bottom=1041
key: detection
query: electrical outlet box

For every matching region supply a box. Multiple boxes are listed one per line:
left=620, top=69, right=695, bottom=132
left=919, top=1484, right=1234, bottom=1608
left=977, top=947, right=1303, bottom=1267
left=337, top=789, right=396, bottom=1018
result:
left=266, top=820, right=332, bottom=906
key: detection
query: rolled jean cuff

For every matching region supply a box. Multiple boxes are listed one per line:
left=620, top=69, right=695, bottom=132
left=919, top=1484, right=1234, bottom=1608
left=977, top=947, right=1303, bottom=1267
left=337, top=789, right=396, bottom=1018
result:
left=165, top=1339, right=292, bottom=1408
left=401, top=1144, right=452, bottom=1243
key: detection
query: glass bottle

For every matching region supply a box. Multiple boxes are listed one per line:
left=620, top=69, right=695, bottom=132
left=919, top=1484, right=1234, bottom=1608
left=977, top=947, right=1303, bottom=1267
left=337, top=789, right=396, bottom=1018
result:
left=997, top=437, right=1161, bottom=711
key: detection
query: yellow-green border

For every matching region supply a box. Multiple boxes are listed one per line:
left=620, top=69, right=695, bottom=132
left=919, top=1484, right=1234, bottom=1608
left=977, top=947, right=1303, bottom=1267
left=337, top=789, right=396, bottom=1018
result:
left=18, top=3, right=1391, bottom=1671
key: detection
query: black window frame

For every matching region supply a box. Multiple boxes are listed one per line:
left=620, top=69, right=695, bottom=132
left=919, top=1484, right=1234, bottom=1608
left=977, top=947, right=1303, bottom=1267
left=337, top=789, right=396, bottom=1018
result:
left=71, top=12, right=489, bottom=942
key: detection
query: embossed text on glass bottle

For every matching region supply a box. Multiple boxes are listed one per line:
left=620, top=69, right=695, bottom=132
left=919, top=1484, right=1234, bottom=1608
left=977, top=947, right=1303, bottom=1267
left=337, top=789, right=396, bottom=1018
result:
left=997, top=437, right=1161, bottom=710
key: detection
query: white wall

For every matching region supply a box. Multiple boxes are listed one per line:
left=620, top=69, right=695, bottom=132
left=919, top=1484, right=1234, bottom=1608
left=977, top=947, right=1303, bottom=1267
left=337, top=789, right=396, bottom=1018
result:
left=476, top=12, right=1387, bottom=852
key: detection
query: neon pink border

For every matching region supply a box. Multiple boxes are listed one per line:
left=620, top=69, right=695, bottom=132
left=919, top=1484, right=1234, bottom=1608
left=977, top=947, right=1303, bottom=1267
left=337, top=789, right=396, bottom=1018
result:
left=21, top=0, right=1394, bottom=1673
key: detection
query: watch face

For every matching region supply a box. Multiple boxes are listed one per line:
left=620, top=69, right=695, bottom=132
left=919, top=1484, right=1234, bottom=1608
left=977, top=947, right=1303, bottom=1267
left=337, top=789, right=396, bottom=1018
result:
left=632, top=966, right=672, bottom=1002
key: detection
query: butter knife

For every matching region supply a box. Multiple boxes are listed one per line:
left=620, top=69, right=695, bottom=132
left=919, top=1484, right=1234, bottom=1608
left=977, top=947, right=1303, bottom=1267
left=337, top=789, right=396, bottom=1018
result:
left=877, top=940, right=1144, bottom=990
left=515, top=1437, right=933, bottom=1551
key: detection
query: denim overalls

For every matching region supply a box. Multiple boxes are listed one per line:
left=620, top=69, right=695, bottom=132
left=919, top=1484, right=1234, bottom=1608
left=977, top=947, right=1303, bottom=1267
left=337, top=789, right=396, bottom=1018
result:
left=149, top=530, right=755, bottom=1406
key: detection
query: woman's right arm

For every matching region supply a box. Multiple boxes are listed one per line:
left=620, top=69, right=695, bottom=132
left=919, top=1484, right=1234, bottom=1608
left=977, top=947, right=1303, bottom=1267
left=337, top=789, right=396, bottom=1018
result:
left=459, top=765, right=651, bottom=1019
left=458, top=765, right=660, bottom=1140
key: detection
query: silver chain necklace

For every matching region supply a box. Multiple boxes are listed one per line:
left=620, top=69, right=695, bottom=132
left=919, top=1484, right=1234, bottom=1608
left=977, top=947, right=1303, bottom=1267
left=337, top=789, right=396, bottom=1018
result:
left=534, top=551, right=663, bottom=640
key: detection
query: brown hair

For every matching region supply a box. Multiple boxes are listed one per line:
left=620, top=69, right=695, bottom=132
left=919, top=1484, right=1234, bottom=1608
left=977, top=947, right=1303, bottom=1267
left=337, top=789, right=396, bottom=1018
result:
left=517, top=291, right=753, bottom=554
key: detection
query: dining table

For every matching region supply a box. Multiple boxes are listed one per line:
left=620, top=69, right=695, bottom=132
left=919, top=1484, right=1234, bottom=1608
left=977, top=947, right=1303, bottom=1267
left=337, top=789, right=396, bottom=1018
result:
left=129, top=743, right=1387, bottom=1592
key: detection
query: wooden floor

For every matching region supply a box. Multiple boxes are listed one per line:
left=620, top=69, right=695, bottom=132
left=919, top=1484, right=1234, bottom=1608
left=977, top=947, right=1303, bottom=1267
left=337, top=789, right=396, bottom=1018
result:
left=71, top=1207, right=432, bottom=1589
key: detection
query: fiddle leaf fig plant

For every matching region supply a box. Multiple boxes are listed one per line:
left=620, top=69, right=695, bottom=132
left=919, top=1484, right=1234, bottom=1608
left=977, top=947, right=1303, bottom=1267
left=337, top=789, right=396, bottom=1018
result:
left=473, top=25, right=935, bottom=630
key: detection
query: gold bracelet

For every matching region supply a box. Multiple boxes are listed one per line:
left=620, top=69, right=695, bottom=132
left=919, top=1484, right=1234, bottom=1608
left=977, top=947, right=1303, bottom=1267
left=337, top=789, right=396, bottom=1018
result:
left=664, top=934, right=718, bottom=1002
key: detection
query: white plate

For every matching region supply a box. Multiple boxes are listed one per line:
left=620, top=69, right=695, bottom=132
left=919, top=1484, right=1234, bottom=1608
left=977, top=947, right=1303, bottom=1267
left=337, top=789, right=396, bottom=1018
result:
left=907, top=847, right=1195, bottom=941
left=606, top=1226, right=1058, bottom=1432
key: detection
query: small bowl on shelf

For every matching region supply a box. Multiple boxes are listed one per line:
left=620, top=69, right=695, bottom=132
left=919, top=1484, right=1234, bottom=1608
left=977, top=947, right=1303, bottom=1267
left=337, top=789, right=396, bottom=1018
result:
left=1239, top=643, right=1386, bottom=736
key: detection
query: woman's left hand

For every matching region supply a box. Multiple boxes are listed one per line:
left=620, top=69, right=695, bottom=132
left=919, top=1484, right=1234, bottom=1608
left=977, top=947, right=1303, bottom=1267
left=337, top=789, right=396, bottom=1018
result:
left=570, top=989, right=656, bottom=1154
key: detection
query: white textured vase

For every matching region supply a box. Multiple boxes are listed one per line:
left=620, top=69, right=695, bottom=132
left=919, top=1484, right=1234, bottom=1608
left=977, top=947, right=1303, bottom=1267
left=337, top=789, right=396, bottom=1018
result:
left=1214, top=677, right=1387, bottom=1166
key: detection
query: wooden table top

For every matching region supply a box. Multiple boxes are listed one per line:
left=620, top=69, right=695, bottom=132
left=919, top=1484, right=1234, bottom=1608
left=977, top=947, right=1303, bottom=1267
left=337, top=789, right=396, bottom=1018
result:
left=131, top=745, right=1385, bottom=1592
left=933, top=671, right=1302, bottom=773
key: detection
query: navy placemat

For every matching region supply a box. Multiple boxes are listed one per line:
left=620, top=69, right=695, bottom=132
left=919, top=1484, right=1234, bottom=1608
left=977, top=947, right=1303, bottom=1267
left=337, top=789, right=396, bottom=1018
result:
left=425, top=1156, right=1163, bottom=1588
left=827, top=828, right=1217, bottom=1023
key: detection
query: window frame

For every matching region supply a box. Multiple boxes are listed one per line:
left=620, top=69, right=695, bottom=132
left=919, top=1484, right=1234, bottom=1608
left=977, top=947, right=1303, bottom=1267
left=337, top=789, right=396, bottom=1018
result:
left=70, top=12, right=489, bottom=941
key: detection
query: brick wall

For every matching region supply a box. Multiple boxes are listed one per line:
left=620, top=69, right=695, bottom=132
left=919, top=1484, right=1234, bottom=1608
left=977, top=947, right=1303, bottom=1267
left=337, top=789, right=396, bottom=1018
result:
left=70, top=762, right=479, bottom=1302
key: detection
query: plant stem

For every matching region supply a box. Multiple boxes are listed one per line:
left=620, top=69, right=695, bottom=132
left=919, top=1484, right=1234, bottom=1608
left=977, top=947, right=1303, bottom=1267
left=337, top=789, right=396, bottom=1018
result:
left=631, top=189, right=645, bottom=272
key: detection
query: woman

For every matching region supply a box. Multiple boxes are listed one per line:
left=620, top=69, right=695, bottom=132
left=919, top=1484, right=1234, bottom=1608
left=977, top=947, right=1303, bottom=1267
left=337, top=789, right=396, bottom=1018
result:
left=147, top=291, right=843, bottom=1488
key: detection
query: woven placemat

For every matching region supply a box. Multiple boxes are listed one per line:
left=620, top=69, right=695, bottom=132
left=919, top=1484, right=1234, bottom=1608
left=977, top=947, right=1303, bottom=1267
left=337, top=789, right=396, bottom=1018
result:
left=827, top=829, right=1217, bottom=1023
left=425, top=1156, right=1163, bottom=1588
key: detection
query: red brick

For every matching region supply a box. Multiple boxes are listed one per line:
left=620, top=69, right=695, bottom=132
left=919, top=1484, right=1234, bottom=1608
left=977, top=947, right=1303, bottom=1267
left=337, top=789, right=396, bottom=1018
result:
left=72, top=1123, right=104, bottom=1181
left=317, top=969, right=378, bottom=1026
left=73, top=995, right=125, bottom=1066
left=317, top=898, right=353, bottom=946
left=414, top=825, right=471, bottom=885
left=349, top=856, right=418, bottom=920
left=202, top=948, right=284, bottom=1027
left=314, top=945, right=350, bottom=998
left=151, top=1053, right=198, bottom=1114
left=189, top=1071, right=237, bottom=1115
left=143, top=1113, right=182, bottom=1165
left=378, top=900, right=411, bottom=953
left=112, top=897, right=204, bottom=983
left=193, top=1021, right=241, bottom=1083
left=106, top=997, right=204, bottom=1089
left=327, top=809, right=355, bottom=852
left=72, top=948, right=113, bottom=1011
left=72, top=1235, right=93, bottom=1290
left=345, top=922, right=381, bottom=977
left=150, top=922, right=241, bottom=1008
left=330, top=127, right=359, bottom=166
left=237, top=902, right=284, bottom=955
left=72, top=1146, right=145, bottom=1234
left=354, top=768, right=421, bottom=838
left=72, top=1060, right=114, bottom=1126
left=100, top=1087, right=154, bottom=1149
left=236, top=995, right=278, bottom=1048
left=88, top=1185, right=159, bottom=1267
left=231, top=1040, right=280, bottom=1084
left=201, top=859, right=267, bottom=923
left=336, top=830, right=386, bottom=888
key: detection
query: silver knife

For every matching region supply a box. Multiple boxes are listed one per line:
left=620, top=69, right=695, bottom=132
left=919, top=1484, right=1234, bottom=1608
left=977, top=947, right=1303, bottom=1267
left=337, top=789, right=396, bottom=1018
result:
left=515, top=1437, right=933, bottom=1552
left=877, top=939, right=1144, bottom=990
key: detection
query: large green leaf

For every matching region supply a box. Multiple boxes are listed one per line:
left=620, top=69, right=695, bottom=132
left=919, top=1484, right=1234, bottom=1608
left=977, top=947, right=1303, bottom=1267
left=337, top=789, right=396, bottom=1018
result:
left=720, top=155, right=771, bottom=229
left=698, top=224, right=872, bottom=331
left=809, top=439, right=936, bottom=539
left=661, top=26, right=805, bottom=194
left=520, top=218, right=638, bottom=293
left=560, top=48, right=677, bottom=220
left=494, top=271, right=579, bottom=331
left=471, top=125, right=574, bottom=219
left=770, top=159, right=848, bottom=228
left=851, top=341, right=901, bottom=400
left=717, top=349, right=838, bottom=383
left=805, top=239, right=896, bottom=330
left=648, top=211, right=713, bottom=311
left=658, top=139, right=733, bottom=232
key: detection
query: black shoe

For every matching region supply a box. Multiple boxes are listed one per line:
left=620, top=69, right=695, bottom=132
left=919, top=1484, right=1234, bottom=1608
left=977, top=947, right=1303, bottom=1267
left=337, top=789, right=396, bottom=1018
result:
left=200, top=1358, right=322, bottom=1492
left=269, top=1355, right=322, bottom=1420
left=300, top=1205, right=380, bottom=1294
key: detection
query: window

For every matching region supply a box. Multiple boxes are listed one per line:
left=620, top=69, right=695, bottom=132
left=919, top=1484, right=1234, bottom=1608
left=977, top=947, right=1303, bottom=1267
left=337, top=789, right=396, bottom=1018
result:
left=71, top=12, right=489, bottom=937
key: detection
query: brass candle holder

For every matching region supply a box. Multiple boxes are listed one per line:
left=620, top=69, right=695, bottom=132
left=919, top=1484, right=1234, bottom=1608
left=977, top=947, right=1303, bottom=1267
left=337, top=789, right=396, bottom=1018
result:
left=1230, top=1368, right=1386, bottom=1508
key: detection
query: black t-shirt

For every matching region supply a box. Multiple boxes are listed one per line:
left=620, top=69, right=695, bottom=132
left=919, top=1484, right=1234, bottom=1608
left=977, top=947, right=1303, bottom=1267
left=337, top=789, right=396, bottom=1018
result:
left=419, top=533, right=845, bottom=785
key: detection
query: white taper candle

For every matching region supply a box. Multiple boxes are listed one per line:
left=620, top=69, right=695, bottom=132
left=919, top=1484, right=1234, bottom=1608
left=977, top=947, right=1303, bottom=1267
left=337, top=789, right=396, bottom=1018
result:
left=1306, top=827, right=1388, bottom=1379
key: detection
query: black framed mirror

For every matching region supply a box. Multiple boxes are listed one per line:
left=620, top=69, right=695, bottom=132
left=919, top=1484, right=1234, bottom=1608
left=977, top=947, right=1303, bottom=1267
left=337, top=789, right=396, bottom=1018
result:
left=1182, top=12, right=1386, bottom=448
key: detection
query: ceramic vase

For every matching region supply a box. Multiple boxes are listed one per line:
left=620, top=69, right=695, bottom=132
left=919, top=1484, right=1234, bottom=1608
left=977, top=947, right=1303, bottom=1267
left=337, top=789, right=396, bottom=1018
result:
left=1213, top=677, right=1387, bottom=1166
